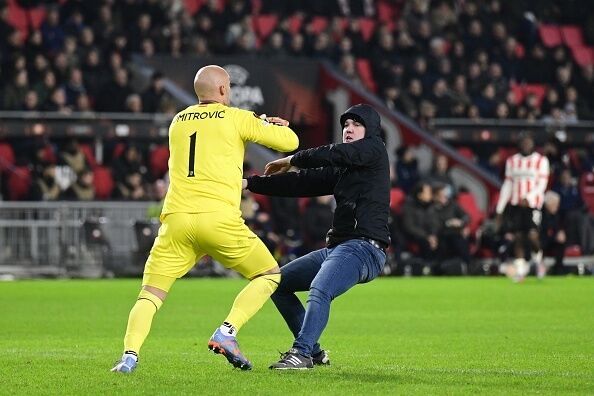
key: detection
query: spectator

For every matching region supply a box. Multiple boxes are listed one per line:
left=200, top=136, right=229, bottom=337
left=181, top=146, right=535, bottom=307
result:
left=29, top=162, right=61, bottom=201
left=302, top=195, right=334, bottom=252
left=402, top=182, right=440, bottom=264
left=63, top=67, right=86, bottom=106
left=113, top=171, right=148, bottom=200
left=142, top=72, right=168, bottom=113
left=125, top=94, right=143, bottom=113
left=41, top=7, right=65, bottom=55
left=394, top=145, right=420, bottom=193
left=112, top=145, right=147, bottom=184
left=431, top=184, right=471, bottom=272
left=22, top=90, right=40, bottom=111
left=553, top=168, right=584, bottom=216
left=427, top=153, right=455, bottom=193
left=96, top=68, right=133, bottom=112
left=61, top=168, right=95, bottom=200
left=59, top=139, right=89, bottom=175
left=540, top=191, right=568, bottom=275
left=42, top=87, right=71, bottom=113
left=3, top=70, right=29, bottom=110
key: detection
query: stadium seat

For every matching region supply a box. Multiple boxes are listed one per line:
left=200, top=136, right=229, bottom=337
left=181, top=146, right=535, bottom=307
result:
left=355, top=58, right=377, bottom=93
left=358, top=17, right=376, bottom=42
left=252, top=193, right=271, bottom=213
left=510, top=83, right=525, bottom=104
left=564, top=244, right=582, bottom=257
left=579, top=172, right=594, bottom=213
left=538, top=24, right=562, bottom=48
left=389, top=187, right=405, bottom=214
left=523, top=84, right=547, bottom=107
left=93, top=166, right=114, bottom=200
left=560, top=25, right=584, bottom=48
left=79, top=144, right=98, bottom=169
left=253, top=14, right=278, bottom=41
left=0, top=143, right=15, bottom=174
left=514, top=42, right=525, bottom=58
left=287, top=13, right=304, bottom=34
left=297, top=197, right=310, bottom=214
left=149, top=145, right=170, bottom=179
left=457, top=191, right=485, bottom=235
left=112, top=142, right=126, bottom=159
left=456, top=147, right=476, bottom=162
left=7, top=166, right=31, bottom=200
left=377, top=0, right=396, bottom=25
left=309, top=16, right=329, bottom=35
left=184, top=0, right=206, bottom=15
left=571, top=46, right=594, bottom=67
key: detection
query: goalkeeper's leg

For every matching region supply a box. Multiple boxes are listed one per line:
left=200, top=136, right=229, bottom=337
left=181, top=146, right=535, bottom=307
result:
left=208, top=239, right=280, bottom=370
left=112, top=275, right=174, bottom=373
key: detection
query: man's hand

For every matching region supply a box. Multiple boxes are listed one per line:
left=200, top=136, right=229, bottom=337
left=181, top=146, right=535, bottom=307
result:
left=264, top=155, right=293, bottom=175
left=266, top=116, right=290, bottom=127
left=260, top=114, right=290, bottom=127
left=242, top=179, right=247, bottom=190
left=519, top=198, right=529, bottom=207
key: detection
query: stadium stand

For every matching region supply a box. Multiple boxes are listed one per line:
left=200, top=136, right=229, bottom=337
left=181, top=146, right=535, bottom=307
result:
left=1, top=0, right=594, bottom=275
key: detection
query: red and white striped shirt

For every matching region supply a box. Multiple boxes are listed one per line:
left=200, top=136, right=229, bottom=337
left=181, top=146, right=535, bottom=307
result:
left=496, top=152, right=550, bottom=214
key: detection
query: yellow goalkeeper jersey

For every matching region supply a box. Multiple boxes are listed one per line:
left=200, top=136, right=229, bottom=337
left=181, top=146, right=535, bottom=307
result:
left=161, top=102, right=299, bottom=217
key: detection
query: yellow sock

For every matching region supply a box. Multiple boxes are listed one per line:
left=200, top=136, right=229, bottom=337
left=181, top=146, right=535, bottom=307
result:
left=224, top=273, right=281, bottom=333
left=123, top=289, right=163, bottom=354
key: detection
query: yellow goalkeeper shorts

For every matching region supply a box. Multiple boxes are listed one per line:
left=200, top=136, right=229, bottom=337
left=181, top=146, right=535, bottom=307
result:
left=142, top=211, right=278, bottom=291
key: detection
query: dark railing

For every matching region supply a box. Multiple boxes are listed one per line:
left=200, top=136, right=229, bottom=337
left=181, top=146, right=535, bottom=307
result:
left=431, top=118, right=594, bottom=146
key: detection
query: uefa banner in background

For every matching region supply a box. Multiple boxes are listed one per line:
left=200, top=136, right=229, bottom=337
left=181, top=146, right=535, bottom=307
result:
left=141, top=55, right=331, bottom=148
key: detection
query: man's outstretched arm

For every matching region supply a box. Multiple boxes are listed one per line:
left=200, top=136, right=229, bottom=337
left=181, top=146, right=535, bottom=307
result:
left=245, top=167, right=339, bottom=197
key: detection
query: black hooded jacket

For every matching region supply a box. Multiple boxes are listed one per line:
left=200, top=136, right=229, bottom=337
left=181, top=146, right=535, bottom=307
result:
left=246, top=104, right=391, bottom=247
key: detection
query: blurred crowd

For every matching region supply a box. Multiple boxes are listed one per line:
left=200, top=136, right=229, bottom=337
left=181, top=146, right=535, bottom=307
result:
left=1, top=0, right=593, bottom=122
left=1, top=0, right=594, bottom=273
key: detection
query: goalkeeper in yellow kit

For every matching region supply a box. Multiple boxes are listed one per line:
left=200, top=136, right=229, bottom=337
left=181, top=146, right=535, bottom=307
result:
left=111, top=65, right=298, bottom=372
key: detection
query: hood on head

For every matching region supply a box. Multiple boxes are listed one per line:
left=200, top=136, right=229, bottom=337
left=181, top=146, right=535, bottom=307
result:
left=340, top=103, right=381, bottom=138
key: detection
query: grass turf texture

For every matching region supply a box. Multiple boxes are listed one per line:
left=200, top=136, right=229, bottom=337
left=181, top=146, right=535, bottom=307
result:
left=1, top=278, right=592, bottom=395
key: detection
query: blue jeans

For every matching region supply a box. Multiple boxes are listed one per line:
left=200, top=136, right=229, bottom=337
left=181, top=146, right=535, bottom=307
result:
left=271, top=239, right=386, bottom=357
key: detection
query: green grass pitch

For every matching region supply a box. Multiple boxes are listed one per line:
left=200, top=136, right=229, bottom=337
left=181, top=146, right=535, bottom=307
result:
left=1, top=277, right=593, bottom=395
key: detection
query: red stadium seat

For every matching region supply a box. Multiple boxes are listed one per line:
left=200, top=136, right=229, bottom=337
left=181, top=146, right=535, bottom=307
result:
left=252, top=193, right=271, bottom=213
left=7, top=166, right=31, bottom=200
left=0, top=143, right=15, bottom=174
left=377, top=0, right=396, bottom=25
left=149, top=145, right=170, bottom=179
left=308, top=16, right=328, bottom=34
left=298, top=197, right=311, bottom=214
left=571, top=46, right=594, bottom=67
left=560, top=25, right=584, bottom=48
left=253, top=14, right=278, bottom=40
left=457, top=191, right=485, bottom=235
left=79, top=144, right=98, bottom=169
left=184, top=0, right=206, bottom=15
left=93, top=166, right=114, bottom=199
left=287, top=14, right=304, bottom=34
left=389, top=187, right=405, bottom=214
left=456, top=147, right=476, bottom=162
left=358, top=17, right=376, bottom=42
left=523, top=84, right=547, bottom=107
left=579, top=172, right=594, bottom=214
left=564, top=244, right=582, bottom=257
left=538, top=24, right=562, bottom=48
left=355, top=58, right=377, bottom=93
left=510, top=82, right=525, bottom=104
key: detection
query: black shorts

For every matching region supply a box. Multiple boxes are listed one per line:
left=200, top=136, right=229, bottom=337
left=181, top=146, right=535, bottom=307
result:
left=502, top=205, right=541, bottom=233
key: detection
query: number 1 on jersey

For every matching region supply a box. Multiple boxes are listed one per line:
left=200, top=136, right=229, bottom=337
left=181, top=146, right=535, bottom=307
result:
left=188, top=131, right=197, bottom=177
